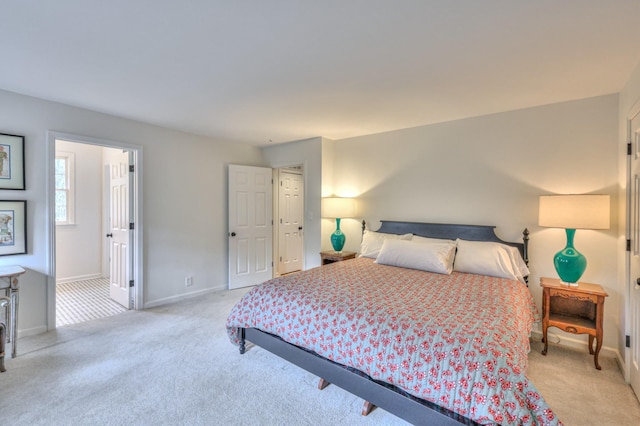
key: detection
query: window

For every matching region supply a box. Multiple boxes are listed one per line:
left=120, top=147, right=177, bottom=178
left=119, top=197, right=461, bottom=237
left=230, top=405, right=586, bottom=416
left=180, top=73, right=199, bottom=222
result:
left=55, top=152, right=75, bottom=225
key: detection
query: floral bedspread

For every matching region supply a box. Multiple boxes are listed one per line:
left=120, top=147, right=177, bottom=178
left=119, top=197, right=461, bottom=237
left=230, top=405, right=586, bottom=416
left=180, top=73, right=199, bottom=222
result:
left=226, top=257, right=560, bottom=425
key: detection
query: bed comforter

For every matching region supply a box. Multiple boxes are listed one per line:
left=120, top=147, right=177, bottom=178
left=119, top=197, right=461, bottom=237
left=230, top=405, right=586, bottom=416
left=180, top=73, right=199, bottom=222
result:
left=226, top=257, right=560, bottom=425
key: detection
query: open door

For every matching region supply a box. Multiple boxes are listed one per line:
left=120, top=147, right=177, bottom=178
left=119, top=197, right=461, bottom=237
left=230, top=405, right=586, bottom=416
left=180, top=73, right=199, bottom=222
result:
left=228, top=164, right=273, bottom=289
left=108, top=150, right=132, bottom=308
left=627, top=100, right=640, bottom=398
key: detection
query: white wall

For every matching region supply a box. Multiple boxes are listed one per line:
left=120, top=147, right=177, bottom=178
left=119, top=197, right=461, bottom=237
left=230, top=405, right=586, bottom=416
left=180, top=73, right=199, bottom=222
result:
left=0, top=89, right=263, bottom=336
left=324, top=95, right=620, bottom=350
left=320, top=137, right=365, bottom=253
left=55, top=140, right=103, bottom=282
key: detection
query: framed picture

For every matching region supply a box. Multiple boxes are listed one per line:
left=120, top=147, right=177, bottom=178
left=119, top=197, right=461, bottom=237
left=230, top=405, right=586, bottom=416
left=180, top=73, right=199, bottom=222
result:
left=0, top=133, right=25, bottom=190
left=0, top=200, right=27, bottom=256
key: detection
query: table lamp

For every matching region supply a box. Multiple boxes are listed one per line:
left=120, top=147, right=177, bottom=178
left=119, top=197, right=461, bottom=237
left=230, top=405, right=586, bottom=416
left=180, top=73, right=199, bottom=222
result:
left=322, top=197, right=355, bottom=252
left=538, top=194, right=610, bottom=285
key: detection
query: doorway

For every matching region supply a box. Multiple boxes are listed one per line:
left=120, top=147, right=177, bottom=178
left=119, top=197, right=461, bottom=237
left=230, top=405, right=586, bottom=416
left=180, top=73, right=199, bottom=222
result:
left=46, top=132, right=143, bottom=331
left=275, top=167, right=304, bottom=276
left=54, top=140, right=130, bottom=326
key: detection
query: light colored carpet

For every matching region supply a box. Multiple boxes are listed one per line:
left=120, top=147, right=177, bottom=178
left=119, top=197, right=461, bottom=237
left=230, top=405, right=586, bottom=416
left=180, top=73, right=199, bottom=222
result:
left=56, top=278, right=127, bottom=327
left=1, top=288, right=639, bottom=425
left=527, top=339, right=640, bottom=425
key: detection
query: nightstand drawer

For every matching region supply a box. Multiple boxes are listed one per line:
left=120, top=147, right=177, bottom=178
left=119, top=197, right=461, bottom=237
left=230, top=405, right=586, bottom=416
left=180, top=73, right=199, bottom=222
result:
left=550, top=288, right=598, bottom=304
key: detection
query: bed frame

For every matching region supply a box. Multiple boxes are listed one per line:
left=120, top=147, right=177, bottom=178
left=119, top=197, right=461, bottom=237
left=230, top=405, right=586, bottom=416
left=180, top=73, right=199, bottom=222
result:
left=237, top=220, right=529, bottom=426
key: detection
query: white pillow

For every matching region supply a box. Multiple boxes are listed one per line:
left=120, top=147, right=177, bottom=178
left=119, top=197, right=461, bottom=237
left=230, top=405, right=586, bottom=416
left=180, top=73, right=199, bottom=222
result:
left=506, top=246, right=530, bottom=280
left=411, top=235, right=457, bottom=272
left=359, top=230, right=413, bottom=258
left=453, top=239, right=529, bottom=283
left=375, top=239, right=457, bottom=275
left=411, top=235, right=455, bottom=245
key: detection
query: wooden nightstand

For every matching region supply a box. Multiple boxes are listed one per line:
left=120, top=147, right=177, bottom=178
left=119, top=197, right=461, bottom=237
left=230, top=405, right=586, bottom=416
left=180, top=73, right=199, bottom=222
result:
left=540, top=277, right=608, bottom=369
left=320, top=251, right=357, bottom=265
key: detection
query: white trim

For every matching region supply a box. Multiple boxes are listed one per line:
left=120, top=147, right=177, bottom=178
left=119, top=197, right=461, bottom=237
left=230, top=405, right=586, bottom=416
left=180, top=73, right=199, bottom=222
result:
left=624, top=97, right=640, bottom=383
left=530, top=330, right=621, bottom=361
left=46, top=131, right=144, bottom=332
left=17, top=325, right=48, bottom=340
left=55, top=273, right=103, bottom=284
left=269, top=161, right=308, bottom=272
left=143, top=287, right=222, bottom=309
left=54, top=151, right=76, bottom=225
left=274, top=166, right=305, bottom=276
left=272, top=168, right=280, bottom=278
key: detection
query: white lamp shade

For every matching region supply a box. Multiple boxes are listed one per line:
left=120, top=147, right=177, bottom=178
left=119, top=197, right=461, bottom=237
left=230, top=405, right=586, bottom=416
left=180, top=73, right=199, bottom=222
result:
left=539, top=194, right=610, bottom=230
left=322, top=197, right=355, bottom=218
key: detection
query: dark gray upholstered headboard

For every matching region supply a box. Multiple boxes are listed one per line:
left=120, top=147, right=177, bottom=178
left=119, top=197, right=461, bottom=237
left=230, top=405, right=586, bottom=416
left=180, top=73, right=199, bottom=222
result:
left=365, top=220, right=529, bottom=265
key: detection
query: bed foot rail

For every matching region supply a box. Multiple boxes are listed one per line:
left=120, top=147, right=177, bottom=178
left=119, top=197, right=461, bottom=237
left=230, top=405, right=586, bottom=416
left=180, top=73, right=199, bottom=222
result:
left=362, top=400, right=376, bottom=416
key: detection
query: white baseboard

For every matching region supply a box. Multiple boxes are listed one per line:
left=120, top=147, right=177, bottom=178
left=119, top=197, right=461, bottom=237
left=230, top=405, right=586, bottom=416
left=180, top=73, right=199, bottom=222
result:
left=17, top=325, right=48, bottom=339
left=56, top=273, right=104, bottom=284
left=530, top=330, right=621, bottom=361
left=143, top=286, right=225, bottom=309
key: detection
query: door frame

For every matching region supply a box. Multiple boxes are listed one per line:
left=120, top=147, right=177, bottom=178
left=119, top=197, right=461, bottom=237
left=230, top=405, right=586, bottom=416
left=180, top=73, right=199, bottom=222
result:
left=274, top=166, right=304, bottom=276
left=272, top=163, right=306, bottom=276
left=625, top=97, right=640, bottom=383
left=46, top=131, right=144, bottom=330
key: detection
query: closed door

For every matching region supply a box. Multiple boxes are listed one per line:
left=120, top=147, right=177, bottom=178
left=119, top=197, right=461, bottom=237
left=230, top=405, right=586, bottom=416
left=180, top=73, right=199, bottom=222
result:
left=628, top=100, right=640, bottom=396
left=108, top=151, right=131, bottom=308
left=228, top=165, right=273, bottom=289
left=278, top=170, right=304, bottom=274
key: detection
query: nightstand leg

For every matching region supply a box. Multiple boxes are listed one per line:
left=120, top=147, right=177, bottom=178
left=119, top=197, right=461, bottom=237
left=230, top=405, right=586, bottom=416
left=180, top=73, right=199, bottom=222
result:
left=594, top=335, right=602, bottom=370
left=588, top=335, right=595, bottom=355
left=541, top=324, right=548, bottom=356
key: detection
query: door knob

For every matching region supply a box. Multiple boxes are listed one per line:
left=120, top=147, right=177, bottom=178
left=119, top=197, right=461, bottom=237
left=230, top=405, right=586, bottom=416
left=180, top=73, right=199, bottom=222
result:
left=229, top=232, right=236, bottom=237
left=298, top=226, right=303, bottom=230
left=636, top=277, right=640, bottom=286
left=106, top=233, right=113, bottom=238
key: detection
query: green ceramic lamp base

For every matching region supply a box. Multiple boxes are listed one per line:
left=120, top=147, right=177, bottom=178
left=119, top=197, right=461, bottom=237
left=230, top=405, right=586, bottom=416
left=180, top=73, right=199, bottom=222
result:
left=330, top=218, right=346, bottom=252
left=554, top=228, right=586, bottom=286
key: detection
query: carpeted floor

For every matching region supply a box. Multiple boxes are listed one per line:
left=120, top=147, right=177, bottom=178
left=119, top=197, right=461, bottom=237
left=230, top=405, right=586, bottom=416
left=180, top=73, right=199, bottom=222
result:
left=56, top=278, right=127, bottom=327
left=527, top=338, right=640, bottom=425
left=2, top=288, right=639, bottom=425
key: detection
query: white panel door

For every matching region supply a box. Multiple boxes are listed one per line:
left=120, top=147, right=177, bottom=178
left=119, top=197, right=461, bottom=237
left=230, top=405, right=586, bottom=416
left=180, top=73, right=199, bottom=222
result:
left=278, top=170, right=304, bottom=274
left=229, top=165, right=273, bottom=289
left=628, top=101, right=640, bottom=397
left=109, top=151, right=131, bottom=308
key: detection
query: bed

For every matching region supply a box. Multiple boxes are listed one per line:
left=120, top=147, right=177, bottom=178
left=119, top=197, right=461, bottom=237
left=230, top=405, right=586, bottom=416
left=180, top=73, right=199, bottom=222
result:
left=226, top=221, right=559, bottom=425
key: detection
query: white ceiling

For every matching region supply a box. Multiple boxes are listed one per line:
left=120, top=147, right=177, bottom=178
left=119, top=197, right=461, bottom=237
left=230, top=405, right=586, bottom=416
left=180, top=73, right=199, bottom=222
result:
left=2, top=1, right=640, bottom=146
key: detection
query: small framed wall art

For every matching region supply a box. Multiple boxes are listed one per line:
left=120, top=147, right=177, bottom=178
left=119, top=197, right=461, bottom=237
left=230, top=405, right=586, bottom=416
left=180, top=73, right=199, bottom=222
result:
left=0, top=200, right=27, bottom=256
left=0, top=133, right=25, bottom=190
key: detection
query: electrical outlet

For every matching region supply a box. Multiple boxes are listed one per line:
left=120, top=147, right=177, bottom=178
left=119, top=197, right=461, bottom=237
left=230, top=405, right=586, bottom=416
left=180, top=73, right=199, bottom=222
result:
left=185, top=276, right=194, bottom=287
